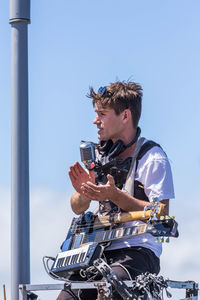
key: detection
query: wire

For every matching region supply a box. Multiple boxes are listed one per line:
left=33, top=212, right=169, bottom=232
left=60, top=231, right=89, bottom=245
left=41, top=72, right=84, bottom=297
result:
left=42, top=256, right=72, bottom=283
left=63, top=287, right=80, bottom=300
left=110, top=262, right=133, bottom=281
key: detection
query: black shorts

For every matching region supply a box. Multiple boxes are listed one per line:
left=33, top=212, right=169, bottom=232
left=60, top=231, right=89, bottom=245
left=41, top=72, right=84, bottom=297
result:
left=56, top=246, right=160, bottom=300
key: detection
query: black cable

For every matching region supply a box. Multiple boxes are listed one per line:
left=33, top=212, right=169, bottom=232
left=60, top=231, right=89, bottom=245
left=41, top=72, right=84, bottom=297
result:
left=63, top=284, right=80, bottom=300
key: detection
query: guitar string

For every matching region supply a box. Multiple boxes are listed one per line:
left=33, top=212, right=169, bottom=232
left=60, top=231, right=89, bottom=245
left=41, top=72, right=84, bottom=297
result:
left=70, top=222, right=147, bottom=232
left=71, top=216, right=157, bottom=229
left=69, top=219, right=169, bottom=234
left=71, top=221, right=132, bottom=230
left=71, top=217, right=143, bottom=230
left=71, top=215, right=167, bottom=231
left=70, top=214, right=164, bottom=231
left=70, top=216, right=156, bottom=230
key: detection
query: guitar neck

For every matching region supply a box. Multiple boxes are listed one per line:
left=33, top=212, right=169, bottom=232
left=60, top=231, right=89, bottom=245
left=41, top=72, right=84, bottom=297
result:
left=93, top=223, right=147, bottom=244
left=94, top=203, right=165, bottom=229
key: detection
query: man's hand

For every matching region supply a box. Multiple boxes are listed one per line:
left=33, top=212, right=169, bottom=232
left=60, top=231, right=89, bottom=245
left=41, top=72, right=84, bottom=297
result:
left=68, top=162, right=95, bottom=194
left=80, top=174, right=118, bottom=202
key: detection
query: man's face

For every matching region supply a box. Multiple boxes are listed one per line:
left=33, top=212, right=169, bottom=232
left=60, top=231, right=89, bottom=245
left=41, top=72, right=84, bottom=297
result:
left=93, top=102, right=124, bottom=142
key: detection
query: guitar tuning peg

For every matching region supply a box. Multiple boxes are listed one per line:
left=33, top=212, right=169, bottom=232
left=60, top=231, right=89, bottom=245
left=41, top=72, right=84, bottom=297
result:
left=165, top=237, right=170, bottom=243
left=155, top=237, right=159, bottom=243
left=160, top=237, right=164, bottom=243
left=171, top=215, right=175, bottom=219
left=160, top=216, right=165, bottom=220
left=165, top=215, right=170, bottom=220
left=153, top=197, right=160, bottom=203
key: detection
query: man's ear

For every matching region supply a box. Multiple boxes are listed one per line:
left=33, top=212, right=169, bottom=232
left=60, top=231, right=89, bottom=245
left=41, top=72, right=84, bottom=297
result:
left=122, top=109, right=131, bottom=122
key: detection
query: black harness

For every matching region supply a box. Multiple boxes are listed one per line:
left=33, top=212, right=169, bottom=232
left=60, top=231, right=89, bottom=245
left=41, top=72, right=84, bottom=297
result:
left=98, top=140, right=161, bottom=215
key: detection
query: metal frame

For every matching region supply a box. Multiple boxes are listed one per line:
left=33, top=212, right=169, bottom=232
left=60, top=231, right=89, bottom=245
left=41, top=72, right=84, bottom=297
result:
left=19, top=280, right=199, bottom=300
left=166, top=280, right=199, bottom=299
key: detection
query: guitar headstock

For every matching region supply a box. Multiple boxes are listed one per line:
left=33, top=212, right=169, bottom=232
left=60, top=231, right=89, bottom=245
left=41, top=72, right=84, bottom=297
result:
left=146, top=216, right=179, bottom=241
left=143, top=197, right=166, bottom=221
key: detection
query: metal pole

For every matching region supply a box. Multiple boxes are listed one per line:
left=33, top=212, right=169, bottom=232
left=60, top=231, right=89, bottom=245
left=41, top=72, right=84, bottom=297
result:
left=9, top=1, right=31, bottom=300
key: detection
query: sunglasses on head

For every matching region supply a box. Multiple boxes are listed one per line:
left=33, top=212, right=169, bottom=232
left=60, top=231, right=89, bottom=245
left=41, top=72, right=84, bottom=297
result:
left=98, top=86, right=107, bottom=96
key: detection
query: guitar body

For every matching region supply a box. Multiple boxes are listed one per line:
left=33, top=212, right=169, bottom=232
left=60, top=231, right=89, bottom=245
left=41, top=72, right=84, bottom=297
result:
left=51, top=210, right=178, bottom=278
left=61, top=212, right=106, bottom=252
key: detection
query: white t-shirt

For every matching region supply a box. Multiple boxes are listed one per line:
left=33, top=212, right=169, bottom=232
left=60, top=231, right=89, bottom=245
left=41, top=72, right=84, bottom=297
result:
left=105, top=138, right=175, bottom=257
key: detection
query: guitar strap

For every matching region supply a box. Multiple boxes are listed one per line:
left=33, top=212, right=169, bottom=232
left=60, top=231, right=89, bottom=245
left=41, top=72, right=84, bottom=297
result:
left=123, top=137, right=145, bottom=197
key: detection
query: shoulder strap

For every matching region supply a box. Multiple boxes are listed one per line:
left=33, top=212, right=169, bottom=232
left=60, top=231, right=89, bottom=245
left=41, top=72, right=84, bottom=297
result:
left=135, top=140, right=161, bottom=170
left=123, top=137, right=145, bottom=196
left=123, top=139, right=162, bottom=197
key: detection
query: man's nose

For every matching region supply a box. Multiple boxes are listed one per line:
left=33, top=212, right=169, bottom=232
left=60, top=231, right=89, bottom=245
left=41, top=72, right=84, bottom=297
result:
left=93, top=115, right=99, bottom=124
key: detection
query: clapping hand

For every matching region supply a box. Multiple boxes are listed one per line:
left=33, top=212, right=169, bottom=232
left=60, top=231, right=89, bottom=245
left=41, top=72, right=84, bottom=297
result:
left=68, top=162, right=95, bottom=195
left=80, top=174, right=117, bottom=202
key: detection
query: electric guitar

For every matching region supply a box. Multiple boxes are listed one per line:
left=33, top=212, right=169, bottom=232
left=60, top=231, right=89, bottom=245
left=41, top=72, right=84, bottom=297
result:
left=50, top=207, right=179, bottom=278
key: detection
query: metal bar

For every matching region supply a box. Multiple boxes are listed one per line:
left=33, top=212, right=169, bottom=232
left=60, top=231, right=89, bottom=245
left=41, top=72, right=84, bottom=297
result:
left=21, top=280, right=199, bottom=291
left=10, top=0, right=30, bottom=23
left=166, top=280, right=198, bottom=290
left=166, top=280, right=198, bottom=300
left=10, top=1, right=31, bottom=300
left=19, top=285, right=28, bottom=300
left=21, top=282, right=112, bottom=291
left=19, top=280, right=199, bottom=300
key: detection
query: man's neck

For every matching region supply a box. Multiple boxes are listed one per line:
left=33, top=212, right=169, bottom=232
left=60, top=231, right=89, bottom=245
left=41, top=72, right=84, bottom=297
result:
left=113, top=127, right=137, bottom=145
left=117, top=142, right=137, bottom=159
left=111, top=127, right=139, bottom=159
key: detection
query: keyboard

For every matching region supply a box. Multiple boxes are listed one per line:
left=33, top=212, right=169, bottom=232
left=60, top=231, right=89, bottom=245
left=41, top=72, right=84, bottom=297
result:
left=51, top=242, right=101, bottom=278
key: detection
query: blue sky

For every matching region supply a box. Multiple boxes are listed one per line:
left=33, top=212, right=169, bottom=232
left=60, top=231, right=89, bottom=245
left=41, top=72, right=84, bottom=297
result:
left=0, top=1, right=200, bottom=299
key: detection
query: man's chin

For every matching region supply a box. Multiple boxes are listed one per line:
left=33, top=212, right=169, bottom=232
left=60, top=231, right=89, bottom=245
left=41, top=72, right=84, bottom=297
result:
left=97, top=132, right=104, bottom=141
left=98, top=135, right=104, bottom=141
left=97, top=131, right=109, bottom=141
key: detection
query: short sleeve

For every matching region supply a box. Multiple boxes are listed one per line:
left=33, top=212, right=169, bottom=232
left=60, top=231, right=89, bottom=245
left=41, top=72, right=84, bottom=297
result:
left=135, top=146, right=175, bottom=201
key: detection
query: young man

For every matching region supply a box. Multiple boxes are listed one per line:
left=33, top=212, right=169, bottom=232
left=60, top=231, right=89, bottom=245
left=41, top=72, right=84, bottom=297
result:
left=57, top=81, right=175, bottom=300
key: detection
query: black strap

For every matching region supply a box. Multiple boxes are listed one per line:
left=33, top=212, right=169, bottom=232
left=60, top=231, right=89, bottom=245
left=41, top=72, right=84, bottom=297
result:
left=135, top=140, right=161, bottom=170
